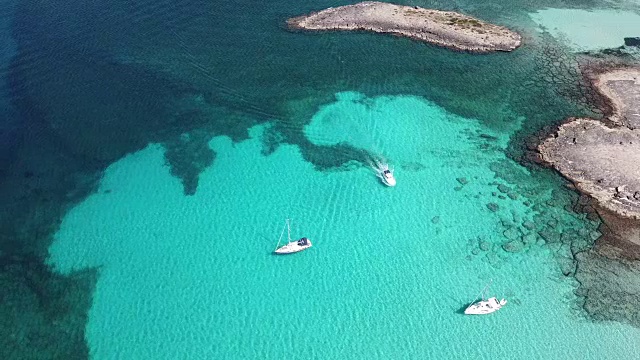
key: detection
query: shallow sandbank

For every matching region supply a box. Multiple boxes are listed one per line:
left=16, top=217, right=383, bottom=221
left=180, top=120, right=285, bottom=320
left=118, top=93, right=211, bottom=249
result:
left=529, top=9, right=640, bottom=52
left=287, top=2, right=521, bottom=53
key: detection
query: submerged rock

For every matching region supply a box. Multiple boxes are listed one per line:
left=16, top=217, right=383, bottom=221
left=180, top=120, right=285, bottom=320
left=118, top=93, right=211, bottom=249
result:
left=575, top=245, right=640, bottom=327
left=557, top=256, right=577, bottom=276
left=501, top=218, right=514, bottom=227
left=486, top=202, right=500, bottom=212
left=479, top=240, right=491, bottom=251
left=624, top=37, right=640, bottom=47
left=511, top=211, right=522, bottom=224
left=586, top=212, right=601, bottom=221
left=522, top=233, right=538, bottom=245
left=502, top=240, right=525, bottom=253
left=484, top=251, right=501, bottom=267
left=538, top=229, right=561, bottom=243
left=503, top=226, right=521, bottom=240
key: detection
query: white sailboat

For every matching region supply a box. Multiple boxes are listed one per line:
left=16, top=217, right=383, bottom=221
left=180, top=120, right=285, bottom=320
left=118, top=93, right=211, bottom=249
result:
left=464, top=280, right=507, bottom=315
left=274, top=219, right=312, bottom=255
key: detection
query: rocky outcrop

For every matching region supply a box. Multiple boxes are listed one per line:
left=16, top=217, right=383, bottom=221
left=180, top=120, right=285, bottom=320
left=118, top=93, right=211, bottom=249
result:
left=539, top=68, right=640, bottom=256
left=287, top=2, right=521, bottom=53
left=539, top=117, right=640, bottom=219
left=595, top=69, right=640, bottom=128
left=625, top=38, right=640, bottom=47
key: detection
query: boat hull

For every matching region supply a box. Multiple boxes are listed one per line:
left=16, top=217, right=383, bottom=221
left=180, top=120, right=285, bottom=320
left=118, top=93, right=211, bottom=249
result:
left=464, top=298, right=507, bottom=315
left=382, top=174, right=396, bottom=187
left=274, top=240, right=313, bottom=254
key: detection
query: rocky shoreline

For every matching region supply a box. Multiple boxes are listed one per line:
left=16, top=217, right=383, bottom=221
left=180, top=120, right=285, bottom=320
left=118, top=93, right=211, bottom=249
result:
left=287, top=2, right=521, bottom=53
left=539, top=68, right=640, bottom=254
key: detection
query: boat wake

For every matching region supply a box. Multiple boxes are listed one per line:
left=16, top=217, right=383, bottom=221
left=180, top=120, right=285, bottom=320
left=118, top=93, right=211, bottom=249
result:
left=369, top=158, right=391, bottom=175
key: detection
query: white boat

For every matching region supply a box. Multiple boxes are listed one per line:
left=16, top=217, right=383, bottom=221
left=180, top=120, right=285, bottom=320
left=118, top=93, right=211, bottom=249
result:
left=369, top=158, right=396, bottom=187
left=274, top=219, right=312, bottom=255
left=374, top=162, right=396, bottom=187
left=381, top=169, right=396, bottom=187
left=464, top=280, right=507, bottom=315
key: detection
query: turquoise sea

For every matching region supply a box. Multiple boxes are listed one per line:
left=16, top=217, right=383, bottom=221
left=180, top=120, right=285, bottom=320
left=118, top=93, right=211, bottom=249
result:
left=2, top=0, right=640, bottom=359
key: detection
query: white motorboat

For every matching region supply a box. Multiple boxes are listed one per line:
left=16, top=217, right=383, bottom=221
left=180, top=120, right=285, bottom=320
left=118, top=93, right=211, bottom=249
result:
left=381, top=169, right=396, bottom=187
left=464, top=280, right=507, bottom=315
left=274, top=219, right=312, bottom=255
left=369, top=158, right=396, bottom=187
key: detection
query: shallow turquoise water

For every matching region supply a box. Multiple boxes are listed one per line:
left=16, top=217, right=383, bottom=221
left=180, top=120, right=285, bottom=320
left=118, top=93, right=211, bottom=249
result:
left=49, top=94, right=640, bottom=359
left=530, top=8, right=640, bottom=51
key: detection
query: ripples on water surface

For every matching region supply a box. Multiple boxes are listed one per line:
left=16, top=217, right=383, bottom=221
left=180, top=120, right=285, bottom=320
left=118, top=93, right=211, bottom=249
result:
left=2, top=0, right=640, bottom=358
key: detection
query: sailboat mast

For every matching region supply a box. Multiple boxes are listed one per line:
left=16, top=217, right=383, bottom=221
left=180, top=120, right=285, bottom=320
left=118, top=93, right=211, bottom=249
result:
left=275, top=221, right=287, bottom=251
left=287, top=218, right=292, bottom=242
left=470, top=279, right=493, bottom=304
left=482, top=279, right=493, bottom=301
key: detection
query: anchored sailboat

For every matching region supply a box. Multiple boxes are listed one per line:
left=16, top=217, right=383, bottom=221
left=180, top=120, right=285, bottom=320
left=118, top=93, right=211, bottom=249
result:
left=274, top=219, right=312, bottom=254
left=464, top=280, right=507, bottom=315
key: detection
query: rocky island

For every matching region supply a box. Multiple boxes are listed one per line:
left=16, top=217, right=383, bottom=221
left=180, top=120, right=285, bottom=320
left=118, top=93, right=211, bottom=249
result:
left=539, top=68, right=640, bottom=252
left=287, top=2, right=522, bottom=53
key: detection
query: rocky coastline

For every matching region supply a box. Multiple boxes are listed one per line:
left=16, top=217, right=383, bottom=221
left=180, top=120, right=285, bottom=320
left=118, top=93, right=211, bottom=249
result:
left=287, top=2, right=521, bottom=53
left=539, top=68, right=640, bottom=256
